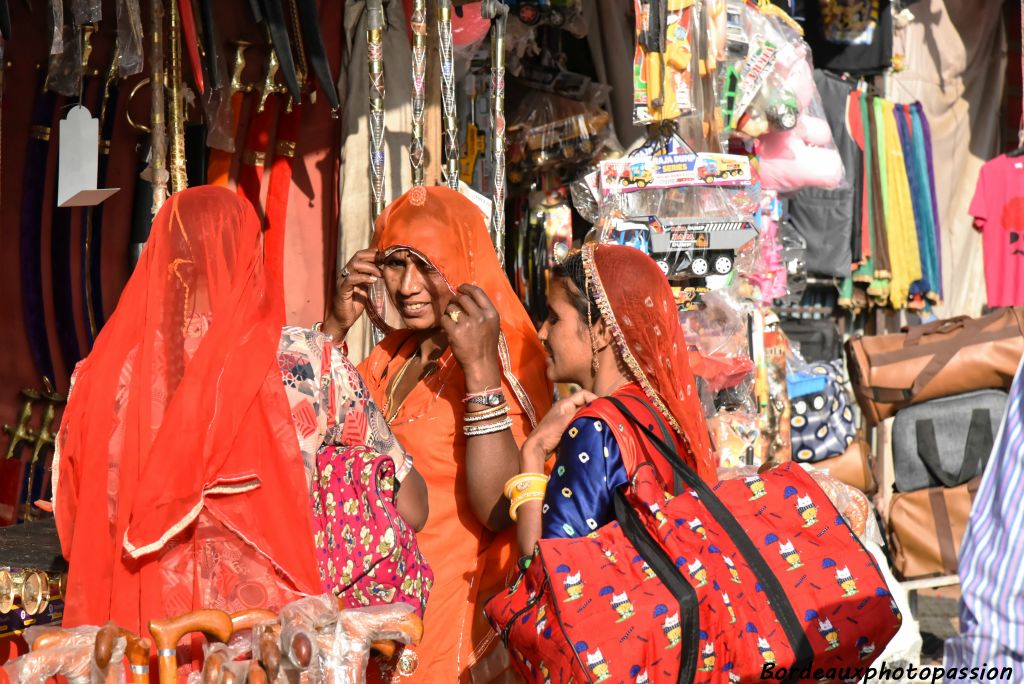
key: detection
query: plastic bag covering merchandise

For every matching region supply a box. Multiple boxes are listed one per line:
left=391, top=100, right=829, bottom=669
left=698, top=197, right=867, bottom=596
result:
left=506, top=88, right=613, bottom=186
left=632, top=0, right=700, bottom=123
left=681, top=290, right=755, bottom=393
left=279, top=594, right=338, bottom=683
left=3, top=625, right=126, bottom=684
left=730, top=8, right=845, bottom=192
left=327, top=605, right=419, bottom=684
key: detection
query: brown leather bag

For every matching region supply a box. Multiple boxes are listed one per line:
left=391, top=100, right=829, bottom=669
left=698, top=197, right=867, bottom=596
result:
left=887, top=477, right=980, bottom=579
left=810, top=439, right=876, bottom=495
left=846, top=308, right=1024, bottom=425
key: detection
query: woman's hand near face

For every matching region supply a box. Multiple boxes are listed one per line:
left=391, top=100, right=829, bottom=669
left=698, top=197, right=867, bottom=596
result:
left=521, top=390, right=599, bottom=469
left=323, top=249, right=382, bottom=340
left=441, top=285, right=502, bottom=385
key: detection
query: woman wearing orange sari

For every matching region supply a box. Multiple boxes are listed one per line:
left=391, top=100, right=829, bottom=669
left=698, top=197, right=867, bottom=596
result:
left=323, top=186, right=552, bottom=681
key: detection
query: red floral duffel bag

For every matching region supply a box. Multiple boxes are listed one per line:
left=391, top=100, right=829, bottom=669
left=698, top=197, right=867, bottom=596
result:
left=485, top=399, right=901, bottom=683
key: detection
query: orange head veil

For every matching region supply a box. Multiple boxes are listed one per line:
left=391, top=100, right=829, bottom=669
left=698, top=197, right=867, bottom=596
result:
left=54, top=187, right=319, bottom=630
left=367, top=185, right=551, bottom=426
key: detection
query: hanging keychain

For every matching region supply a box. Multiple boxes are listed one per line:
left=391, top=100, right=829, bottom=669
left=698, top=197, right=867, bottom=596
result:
left=410, top=0, right=427, bottom=186
left=367, top=0, right=387, bottom=220
left=482, top=0, right=509, bottom=263
left=438, top=0, right=460, bottom=189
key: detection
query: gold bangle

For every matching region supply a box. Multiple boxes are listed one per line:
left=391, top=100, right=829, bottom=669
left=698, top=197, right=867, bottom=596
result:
left=509, top=493, right=545, bottom=522
left=464, top=403, right=510, bottom=423
left=503, top=473, right=549, bottom=500
left=463, top=416, right=513, bottom=437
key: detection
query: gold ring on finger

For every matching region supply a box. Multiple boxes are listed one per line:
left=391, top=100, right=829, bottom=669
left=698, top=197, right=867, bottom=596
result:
left=448, top=308, right=461, bottom=323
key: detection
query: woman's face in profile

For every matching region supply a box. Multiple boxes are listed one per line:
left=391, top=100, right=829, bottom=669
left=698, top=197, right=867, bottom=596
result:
left=380, top=250, right=454, bottom=330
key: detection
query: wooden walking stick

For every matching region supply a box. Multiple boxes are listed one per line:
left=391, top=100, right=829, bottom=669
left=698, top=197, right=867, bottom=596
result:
left=91, top=622, right=152, bottom=684
left=149, top=609, right=233, bottom=683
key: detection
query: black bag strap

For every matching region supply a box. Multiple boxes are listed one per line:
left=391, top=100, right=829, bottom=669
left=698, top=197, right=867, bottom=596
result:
left=612, top=490, right=700, bottom=683
left=608, top=397, right=816, bottom=679
left=914, top=409, right=993, bottom=488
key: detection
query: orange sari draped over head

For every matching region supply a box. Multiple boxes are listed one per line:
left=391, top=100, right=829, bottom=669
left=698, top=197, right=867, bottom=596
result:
left=359, top=186, right=552, bottom=682
left=54, top=187, right=320, bottom=636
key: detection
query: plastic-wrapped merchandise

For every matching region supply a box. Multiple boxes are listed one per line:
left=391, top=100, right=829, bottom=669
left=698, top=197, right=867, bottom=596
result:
left=71, top=0, right=102, bottom=25
left=325, top=605, right=421, bottom=684
left=49, top=0, right=64, bottom=55
left=506, top=88, right=612, bottom=186
left=116, top=0, right=145, bottom=76
left=3, top=625, right=126, bottom=684
left=680, top=290, right=755, bottom=395
left=632, top=0, right=700, bottom=123
left=46, top=25, right=84, bottom=97
left=279, top=595, right=338, bottom=682
left=717, top=4, right=845, bottom=193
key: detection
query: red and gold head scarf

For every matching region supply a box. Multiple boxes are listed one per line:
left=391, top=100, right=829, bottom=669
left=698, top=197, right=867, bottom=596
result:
left=582, top=242, right=716, bottom=481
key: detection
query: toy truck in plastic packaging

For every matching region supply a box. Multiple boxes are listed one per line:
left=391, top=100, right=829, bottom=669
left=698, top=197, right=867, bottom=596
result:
left=611, top=216, right=758, bottom=277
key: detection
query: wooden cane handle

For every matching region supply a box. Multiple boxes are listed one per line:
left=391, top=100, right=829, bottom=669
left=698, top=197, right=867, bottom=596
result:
left=30, top=629, right=70, bottom=651
left=258, top=629, right=281, bottom=681
left=370, top=640, right=397, bottom=658
left=229, top=609, right=277, bottom=634
left=149, top=609, right=233, bottom=650
left=247, top=662, right=269, bottom=684
left=290, top=632, right=313, bottom=668
left=94, top=622, right=119, bottom=669
left=202, top=650, right=226, bottom=684
left=126, top=636, right=151, bottom=684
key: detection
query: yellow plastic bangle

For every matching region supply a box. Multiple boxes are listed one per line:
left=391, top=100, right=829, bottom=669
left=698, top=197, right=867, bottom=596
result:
left=503, top=473, right=549, bottom=500
left=509, top=492, right=545, bottom=522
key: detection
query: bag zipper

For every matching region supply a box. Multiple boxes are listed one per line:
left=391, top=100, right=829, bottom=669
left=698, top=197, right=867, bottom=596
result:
left=500, top=574, right=547, bottom=647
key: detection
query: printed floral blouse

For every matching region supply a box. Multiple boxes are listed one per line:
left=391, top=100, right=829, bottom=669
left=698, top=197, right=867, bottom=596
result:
left=277, top=326, right=412, bottom=486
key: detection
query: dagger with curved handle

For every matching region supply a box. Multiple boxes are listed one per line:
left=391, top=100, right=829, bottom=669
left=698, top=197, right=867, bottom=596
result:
left=255, top=0, right=301, bottom=102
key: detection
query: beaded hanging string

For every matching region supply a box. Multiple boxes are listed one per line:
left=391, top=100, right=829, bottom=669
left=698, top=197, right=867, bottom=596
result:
left=367, top=0, right=387, bottom=220
left=438, top=0, right=460, bottom=189
left=481, top=0, right=509, bottom=264
left=410, top=0, right=427, bottom=186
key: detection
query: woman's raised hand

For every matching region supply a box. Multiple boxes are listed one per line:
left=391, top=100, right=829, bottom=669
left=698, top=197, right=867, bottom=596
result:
left=521, top=390, right=599, bottom=468
left=441, top=285, right=502, bottom=381
left=326, top=249, right=382, bottom=337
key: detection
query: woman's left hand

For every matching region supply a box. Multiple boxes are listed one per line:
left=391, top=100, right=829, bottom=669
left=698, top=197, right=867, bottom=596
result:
left=521, top=390, right=599, bottom=468
left=441, top=285, right=502, bottom=380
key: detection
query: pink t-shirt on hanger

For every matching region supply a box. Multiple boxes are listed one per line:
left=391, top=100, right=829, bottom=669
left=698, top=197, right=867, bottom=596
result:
left=970, top=153, right=1024, bottom=307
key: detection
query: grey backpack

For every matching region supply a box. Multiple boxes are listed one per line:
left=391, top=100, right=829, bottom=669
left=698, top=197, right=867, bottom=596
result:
left=892, top=389, right=1007, bottom=493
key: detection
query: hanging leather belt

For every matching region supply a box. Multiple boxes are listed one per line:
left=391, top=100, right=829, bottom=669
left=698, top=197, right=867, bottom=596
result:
left=51, top=93, right=82, bottom=381
left=294, top=0, right=339, bottom=110
left=264, top=104, right=302, bottom=291
left=177, top=0, right=205, bottom=93
left=237, top=98, right=280, bottom=215
left=19, top=72, right=58, bottom=385
left=82, top=51, right=122, bottom=347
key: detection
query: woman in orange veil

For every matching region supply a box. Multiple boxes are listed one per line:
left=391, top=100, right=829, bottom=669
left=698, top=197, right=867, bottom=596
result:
left=324, top=186, right=552, bottom=681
